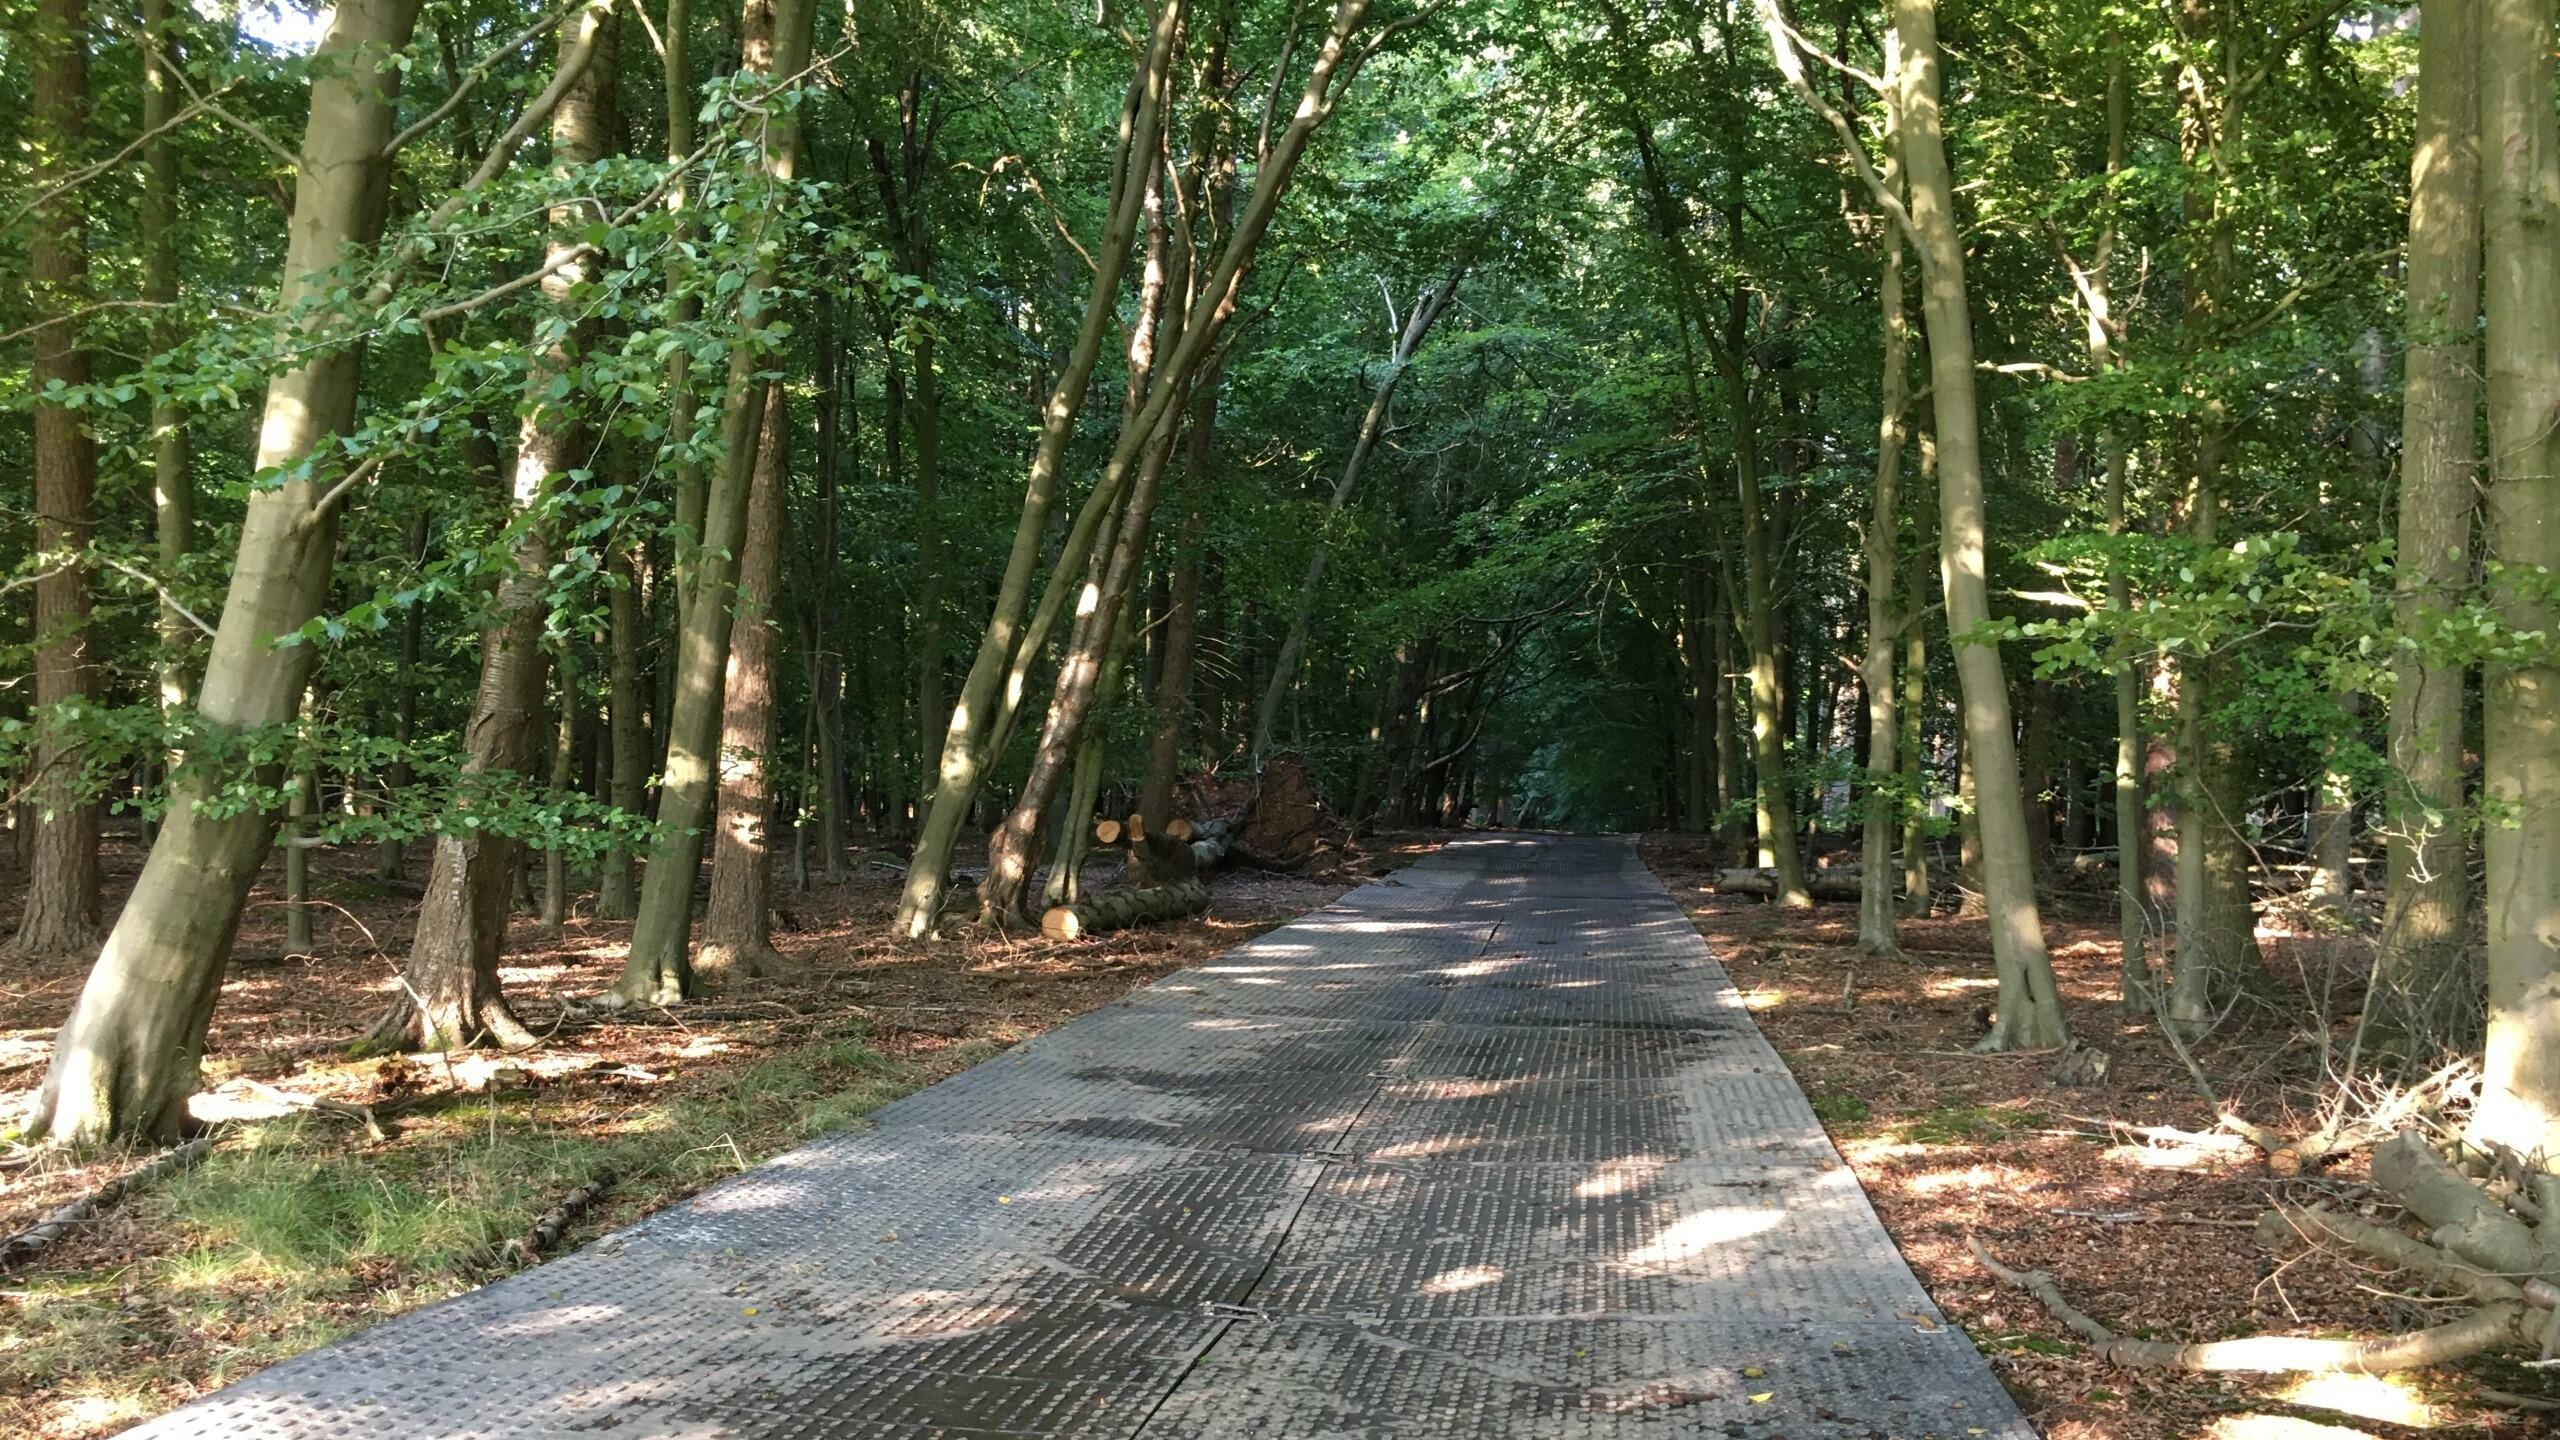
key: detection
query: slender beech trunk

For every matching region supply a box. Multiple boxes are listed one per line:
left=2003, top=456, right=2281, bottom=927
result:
left=2374, top=0, right=2479, bottom=1045
left=376, top=1, right=615, bottom=1051
left=892, top=0, right=1183, bottom=932
left=811, top=303, right=850, bottom=883
left=284, top=757, right=315, bottom=957
left=143, top=0, right=195, bottom=769
left=1858, top=42, right=1909, bottom=956
left=698, top=385, right=791, bottom=983
left=2167, top=0, right=2268, bottom=1033
left=1900, top=447, right=1932, bottom=917
left=377, top=514, right=430, bottom=881
left=661, top=0, right=706, bottom=619
left=29, top=0, right=426, bottom=1142
left=606, top=0, right=814, bottom=1005
left=899, top=0, right=1386, bottom=934
left=1729, top=320, right=1811, bottom=906
left=600, top=545, right=646, bottom=918
left=2474, top=0, right=2560, bottom=1162
left=1140, top=419, right=1213, bottom=834
left=1769, top=0, right=2068, bottom=1046
left=14, top=0, right=102, bottom=955
left=1682, top=569, right=1714, bottom=833
left=1254, top=265, right=1464, bottom=766
left=1714, top=576, right=1743, bottom=841
left=540, top=653, right=581, bottom=932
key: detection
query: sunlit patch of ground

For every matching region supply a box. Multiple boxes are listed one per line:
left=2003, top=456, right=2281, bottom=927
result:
left=0, top=827, right=1443, bottom=1439
left=1637, top=831, right=2546, bottom=1440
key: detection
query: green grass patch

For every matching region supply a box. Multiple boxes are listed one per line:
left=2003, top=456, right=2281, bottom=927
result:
left=1807, top=1087, right=1872, bottom=1127
left=1892, top=1104, right=2037, bottom=1146
left=3, top=1020, right=938, bottom=1434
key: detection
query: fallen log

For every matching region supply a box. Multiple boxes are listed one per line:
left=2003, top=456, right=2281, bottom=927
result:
left=0, top=1133, right=219, bottom=1273
left=511, top=1170, right=614, bottom=1266
left=1042, top=880, right=1211, bottom=940
left=1713, top=867, right=1864, bottom=903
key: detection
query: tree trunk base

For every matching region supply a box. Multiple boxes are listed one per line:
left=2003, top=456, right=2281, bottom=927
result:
left=694, top=941, right=796, bottom=989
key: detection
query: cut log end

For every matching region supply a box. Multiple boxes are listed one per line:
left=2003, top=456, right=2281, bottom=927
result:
left=1094, top=819, right=1123, bottom=846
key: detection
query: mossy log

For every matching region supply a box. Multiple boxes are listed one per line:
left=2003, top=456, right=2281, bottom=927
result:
left=1042, top=880, right=1211, bottom=940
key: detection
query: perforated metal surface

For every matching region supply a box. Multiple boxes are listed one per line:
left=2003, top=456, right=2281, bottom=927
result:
left=124, top=834, right=2028, bottom=1440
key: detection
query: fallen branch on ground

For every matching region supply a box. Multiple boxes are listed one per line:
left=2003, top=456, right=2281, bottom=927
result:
left=1969, top=1234, right=2536, bottom=1373
left=0, top=1133, right=220, bottom=1273
left=511, top=1170, right=614, bottom=1265
left=1042, top=880, right=1211, bottom=939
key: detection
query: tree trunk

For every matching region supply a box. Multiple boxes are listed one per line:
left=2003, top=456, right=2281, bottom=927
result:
left=1901, top=424, right=1934, bottom=917
left=1254, top=266, right=1464, bottom=766
left=13, top=0, right=101, bottom=956
left=540, top=652, right=581, bottom=932
left=143, top=0, right=195, bottom=780
left=377, top=513, right=430, bottom=882
left=1859, top=49, right=1909, bottom=957
left=28, top=0, right=426, bottom=1142
left=698, top=385, right=791, bottom=984
left=1888, top=0, right=2068, bottom=1049
left=1729, top=319, right=1811, bottom=906
left=607, top=0, right=815, bottom=1007
left=2474, top=0, right=2560, bottom=1163
left=2375, top=0, right=2480, bottom=1046
left=897, top=0, right=1385, bottom=935
left=892, top=0, right=1187, bottom=933
left=284, top=759, right=315, bottom=957
left=600, top=545, right=645, bottom=918
left=376, top=0, right=615, bottom=1050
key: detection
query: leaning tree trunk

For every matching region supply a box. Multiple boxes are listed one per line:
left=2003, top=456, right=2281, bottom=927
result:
left=1897, top=0, right=2066, bottom=1049
left=375, top=1, right=615, bottom=1051
left=891, top=0, right=1185, bottom=935
left=1858, top=54, right=1910, bottom=957
left=697, top=385, right=792, bottom=985
left=13, top=0, right=102, bottom=956
left=1253, top=264, right=1464, bottom=767
left=898, top=0, right=1385, bottom=935
left=27, top=0, right=427, bottom=1143
left=2375, top=0, right=2480, bottom=1048
left=606, top=0, right=815, bottom=1007
left=1767, top=0, right=2068, bottom=1048
left=2474, top=0, right=2560, bottom=1163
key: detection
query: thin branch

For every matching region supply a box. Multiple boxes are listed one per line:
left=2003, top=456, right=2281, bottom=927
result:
left=96, top=554, right=217, bottom=638
left=2, top=79, right=247, bottom=230
left=1755, top=0, right=1922, bottom=256
left=386, top=2, right=586, bottom=157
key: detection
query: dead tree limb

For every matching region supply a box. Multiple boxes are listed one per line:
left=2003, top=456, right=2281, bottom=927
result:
left=0, top=1133, right=219, bottom=1272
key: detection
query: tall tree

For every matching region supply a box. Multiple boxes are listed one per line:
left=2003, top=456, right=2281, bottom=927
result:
left=2473, top=0, right=2560, bottom=1162
left=373, top=0, right=619, bottom=1051
left=2374, top=0, right=2480, bottom=1046
left=604, top=0, right=819, bottom=1006
left=13, top=0, right=102, bottom=956
left=27, top=0, right=431, bottom=1141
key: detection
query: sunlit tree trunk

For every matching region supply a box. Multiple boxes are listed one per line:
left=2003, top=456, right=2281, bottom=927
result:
left=2473, top=0, right=2560, bottom=1162
left=899, top=0, right=1385, bottom=934
left=2374, top=0, right=2480, bottom=1045
left=1255, top=265, right=1465, bottom=767
left=891, top=0, right=1184, bottom=933
left=607, top=0, right=816, bottom=1006
left=28, top=0, right=427, bottom=1142
left=142, top=0, right=195, bottom=793
left=14, top=0, right=102, bottom=956
left=1859, top=43, right=1910, bottom=956
left=376, top=0, right=616, bottom=1050
left=698, top=385, right=791, bottom=983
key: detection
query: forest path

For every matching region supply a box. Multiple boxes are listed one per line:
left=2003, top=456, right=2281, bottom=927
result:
left=132, top=834, right=2030, bottom=1439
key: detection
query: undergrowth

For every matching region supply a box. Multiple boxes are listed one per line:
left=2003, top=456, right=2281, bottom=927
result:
left=2, top=1020, right=953, bottom=1433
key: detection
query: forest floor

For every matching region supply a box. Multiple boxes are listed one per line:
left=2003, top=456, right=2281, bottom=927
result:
left=0, top=828, right=1442, bottom=1440
left=1640, top=832, right=2551, bottom=1440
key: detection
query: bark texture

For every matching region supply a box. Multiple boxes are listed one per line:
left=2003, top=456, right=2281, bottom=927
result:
left=698, top=385, right=792, bottom=985
left=2475, top=0, right=2560, bottom=1162
left=2376, top=0, right=2481, bottom=1047
left=14, top=0, right=102, bottom=956
left=29, top=0, right=426, bottom=1142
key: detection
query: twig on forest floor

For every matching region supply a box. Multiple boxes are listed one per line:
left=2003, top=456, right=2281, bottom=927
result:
left=2054, top=1208, right=2259, bottom=1228
left=510, top=1170, right=614, bottom=1266
left=0, top=1133, right=220, bottom=1273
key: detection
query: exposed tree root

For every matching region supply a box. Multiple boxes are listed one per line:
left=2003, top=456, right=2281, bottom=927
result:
left=1969, top=1236, right=2534, bottom=1374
